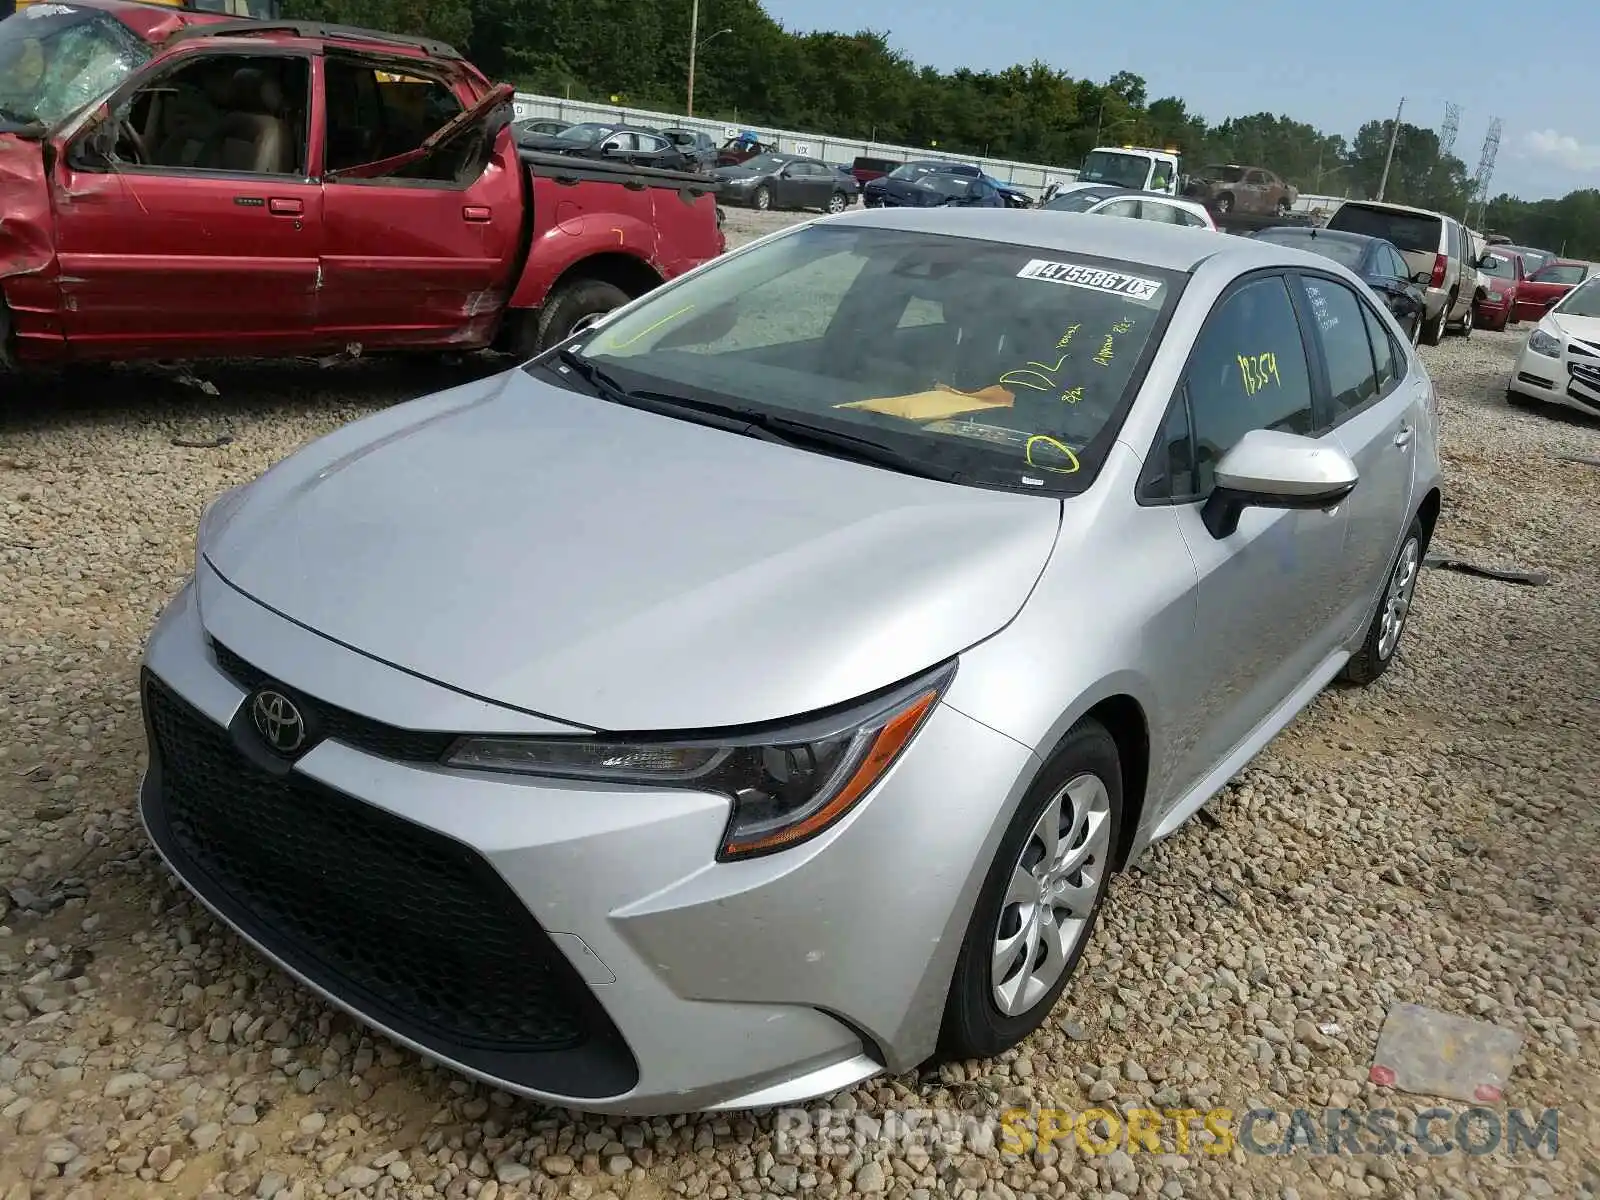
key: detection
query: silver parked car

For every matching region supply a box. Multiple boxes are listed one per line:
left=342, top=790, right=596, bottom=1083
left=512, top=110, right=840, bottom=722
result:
left=140, top=209, right=1443, bottom=1116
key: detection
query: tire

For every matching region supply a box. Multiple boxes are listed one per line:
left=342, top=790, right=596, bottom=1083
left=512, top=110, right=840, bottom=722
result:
left=1409, top=313, right=1424, bottom=347
left=1341, top=515, right=1423, bottom=686
left=826, top=191, right=848, bottom=214
left=1276, top=198, right=1292, bottom=217
left=753, top=185, right=772, bottom=211
left=511, top=277, right=633, bottom=358
left=1215, top=192, right=1234, bottom=215
left=937, top=719, right=1121, bottom=1061
left=1454, top=303, right=1474, bottom=338
left=1421, top=301, right=1448, bottom=346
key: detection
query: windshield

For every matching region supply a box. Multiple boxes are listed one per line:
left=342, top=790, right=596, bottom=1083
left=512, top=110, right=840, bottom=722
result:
left=1326, top=204, right=1440, bottom=254
left=0, top=4, right=151, bottom=130
left=1555, top=277, right=1600, bottom=318
left=1534, top=263, right=1586, bottom=285
left=1257, top=231, right=1368, bottom=271
left=1043, top=188, right=1117, bottom=212
left=556, top=122, right=612, bottom=143
left=1479, top=253, right=1516, bottom=279
left=736, top=153, right=789, bottom=172
left=547, top=224, right=1181, bottom=494
left=1201, top=164, right=1246, bottom=183
left=1516, top=249, right=1551, bottom=274
left=922, top=174, right=972, bottom=196
left=1079, top=151, right=1152, bottom=188
left=887, top=162, right=940, bottom=181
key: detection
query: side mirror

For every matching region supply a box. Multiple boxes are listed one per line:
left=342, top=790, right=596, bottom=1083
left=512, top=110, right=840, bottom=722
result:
left=1201, top=429, right=1359, bottom=540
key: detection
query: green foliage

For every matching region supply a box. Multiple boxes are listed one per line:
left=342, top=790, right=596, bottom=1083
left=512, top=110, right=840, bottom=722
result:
left=282, top=0, right=1587, bottom=251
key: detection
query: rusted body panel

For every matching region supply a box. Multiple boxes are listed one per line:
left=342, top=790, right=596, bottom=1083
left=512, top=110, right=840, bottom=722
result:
left=0, top=0, right=723, bottom=368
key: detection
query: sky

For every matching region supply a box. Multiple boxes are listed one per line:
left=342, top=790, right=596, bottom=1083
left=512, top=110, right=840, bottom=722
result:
left=759, top=0, right=1598, bottom=202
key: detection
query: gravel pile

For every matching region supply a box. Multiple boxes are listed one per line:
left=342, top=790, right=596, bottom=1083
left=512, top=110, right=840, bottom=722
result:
left=1, top=209, right=1595, bottom=1200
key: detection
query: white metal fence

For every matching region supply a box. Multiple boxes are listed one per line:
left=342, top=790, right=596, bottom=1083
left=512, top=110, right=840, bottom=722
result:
left=511, top=92, right=1080, bottom=195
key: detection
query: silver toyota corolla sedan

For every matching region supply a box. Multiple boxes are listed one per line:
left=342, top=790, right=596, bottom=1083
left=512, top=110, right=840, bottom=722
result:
left=139, top=208, right=1443, bottom=1116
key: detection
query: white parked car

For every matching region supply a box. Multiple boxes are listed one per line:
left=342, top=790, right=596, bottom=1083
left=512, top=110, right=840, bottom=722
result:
left=1040, top=185, right=1218, bottom=231
left=1506, top=274, right=1600, bottom=418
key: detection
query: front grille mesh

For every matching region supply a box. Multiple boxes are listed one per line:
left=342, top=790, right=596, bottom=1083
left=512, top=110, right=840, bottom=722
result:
left=145, top=674, right=590, bottom=1052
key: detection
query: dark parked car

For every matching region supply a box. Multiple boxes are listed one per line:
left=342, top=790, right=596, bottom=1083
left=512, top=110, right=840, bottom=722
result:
left=512, top=117, right=570, bottom=138
left=713, top=153, right=857, bottom=213
left=862, top=161, right=1002, bottom=208
left=1251, top=226, right=1428, bottom=344
left=515, top=122, right=694, bottom=172
left=661, top=128, right=718, bottom=173
left=983, top=175, right=1034, bottom=208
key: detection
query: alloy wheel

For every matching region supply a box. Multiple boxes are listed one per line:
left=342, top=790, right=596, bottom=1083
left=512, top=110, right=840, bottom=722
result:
left=828, top=192, right=847, bottom=214
left=1378, top=536, right=1421, bottom=661
left=990, top=773, right=1112, bottom=1017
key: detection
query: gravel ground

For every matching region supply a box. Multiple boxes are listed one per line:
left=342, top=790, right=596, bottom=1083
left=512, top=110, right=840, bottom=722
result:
left=1, top=207, right=1596, bottom=1200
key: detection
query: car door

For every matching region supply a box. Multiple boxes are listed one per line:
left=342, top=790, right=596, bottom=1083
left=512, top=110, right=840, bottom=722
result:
left=792, top=160, right=828, bottom=206
left=49, top=49, right=323, bottom=357
left=315, top=58, right=523, bottom=350
left=1153, top=272, right=1352, bottom=781
left=1293, top=272, right=1417, bottom=639
left=1239, top=170, right=1270, bottom=213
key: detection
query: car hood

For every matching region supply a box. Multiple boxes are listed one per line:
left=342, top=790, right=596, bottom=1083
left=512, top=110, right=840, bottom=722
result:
left=202, top=370, right=1062, bottom=731
left=712, top=165, right=761, bottom=181
left=1552, top=312, right=1600, bottom=346
left=865, top=177, right=946, bottom=206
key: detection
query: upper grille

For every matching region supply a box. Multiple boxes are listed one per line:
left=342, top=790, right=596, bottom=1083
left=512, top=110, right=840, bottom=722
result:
left=210, top=641, right=457, bottom=763
left=141, top=672, right=638, bottom=1095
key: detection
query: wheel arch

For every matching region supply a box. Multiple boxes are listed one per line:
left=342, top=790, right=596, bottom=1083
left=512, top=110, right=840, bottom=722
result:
left=545, top=251, right=664, bottom=303
left=1415, top=486, right=1443, bottom=554
left=1030, top=693, right=1151, bottom=872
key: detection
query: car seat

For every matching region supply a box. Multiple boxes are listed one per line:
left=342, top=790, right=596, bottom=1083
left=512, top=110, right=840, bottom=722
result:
left=202, top=66, right=291, bottom=174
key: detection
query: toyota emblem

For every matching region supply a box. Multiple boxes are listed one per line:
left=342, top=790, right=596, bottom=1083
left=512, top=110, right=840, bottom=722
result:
left=251, top=689, right=307, bottom=755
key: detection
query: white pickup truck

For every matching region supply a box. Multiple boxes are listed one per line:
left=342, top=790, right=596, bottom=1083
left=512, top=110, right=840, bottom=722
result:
left=1076, top=145, right=1183, bottom=195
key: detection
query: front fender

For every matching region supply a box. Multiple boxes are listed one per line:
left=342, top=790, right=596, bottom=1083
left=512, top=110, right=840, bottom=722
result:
left=0, top=134, right=58, bottom=358
left=507, top=213, right=661, bottom=310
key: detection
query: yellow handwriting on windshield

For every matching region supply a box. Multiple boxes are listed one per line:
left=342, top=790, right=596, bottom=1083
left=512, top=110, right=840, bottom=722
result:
left=1237, top=352, right=1281, bottom=396
left=1061, top=386, right=1085, bottom=404
left=594, top=304, right=696, bottom=351
left=1093, top=333, right=1116, bottom=367
left=1000, top=353, right=1071, bottom=392
left=1111, top=317, right=1135, bottom=334
left=1025, top=435, right=1081, bottom=474
left=1056, top=323, right=1082, bottom=349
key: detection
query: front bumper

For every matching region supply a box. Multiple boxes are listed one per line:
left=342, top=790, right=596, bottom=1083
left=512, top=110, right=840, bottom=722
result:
left=138, top=567, right=1036, bottom=1114
left=1507, top=340, right=1600, bottom=416
left=1474, top=293, right=1514, bottom=327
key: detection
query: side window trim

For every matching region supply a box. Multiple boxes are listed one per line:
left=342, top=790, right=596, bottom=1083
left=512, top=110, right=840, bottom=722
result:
left=1281, top=269, right=1339, bottom=435
left=1294, top=269, right=1395, bottom=428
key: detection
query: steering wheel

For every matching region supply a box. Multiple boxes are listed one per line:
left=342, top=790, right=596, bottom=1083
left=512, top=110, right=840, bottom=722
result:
left=116, top=115, right=147, bottom=165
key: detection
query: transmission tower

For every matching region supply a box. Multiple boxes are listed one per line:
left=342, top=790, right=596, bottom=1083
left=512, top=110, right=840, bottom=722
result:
left=1470, top=119, right=1503, bottom=228
left=1439, top=101, right=1461, bottom=159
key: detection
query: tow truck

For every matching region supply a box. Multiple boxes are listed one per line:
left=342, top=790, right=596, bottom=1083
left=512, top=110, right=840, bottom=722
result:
left=1077, top=144, right=1183, bottom=195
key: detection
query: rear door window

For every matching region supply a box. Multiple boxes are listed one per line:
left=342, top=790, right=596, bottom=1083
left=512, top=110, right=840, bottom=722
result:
left=1299, top=276, right=1379, bottom=423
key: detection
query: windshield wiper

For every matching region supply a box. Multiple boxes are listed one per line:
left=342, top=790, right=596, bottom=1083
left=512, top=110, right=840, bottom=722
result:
left=552, top=348, right=789, bottom=445
left=551, top=350, right=959, bottom=481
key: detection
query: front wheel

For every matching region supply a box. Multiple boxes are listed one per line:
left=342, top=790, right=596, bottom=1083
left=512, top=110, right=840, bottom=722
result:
left=938, top=720, right=1121, bottom=1061
left=1409, top=313, right=1424, bottom=347
left=1341, top=515, right=1423, bottom=686
left=753, top=185, right=772, bottom=211
left=1455, top=303, right=1474, bottom=338
left=1276, top=198, right=1292, bottom=217
left=1214, top=192, right=1234, bottom=215
left=826, top=191, right=848, bottom=214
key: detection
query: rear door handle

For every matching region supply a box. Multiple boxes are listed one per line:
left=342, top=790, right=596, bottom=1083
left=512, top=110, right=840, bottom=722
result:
left=268, top=197, right=303, bottom=216
left=463, top=206, right=492, bottom=222
left=1394, top=425, right=1414, bottom=449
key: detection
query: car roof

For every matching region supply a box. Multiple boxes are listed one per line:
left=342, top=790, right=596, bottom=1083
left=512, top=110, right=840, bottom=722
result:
left=75, top=0, right=467, bottom=59
left=823, top=207, right=1322, bottom=274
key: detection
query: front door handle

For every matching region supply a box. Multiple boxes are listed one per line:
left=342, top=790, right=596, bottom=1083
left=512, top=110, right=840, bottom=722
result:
left=268, top=197, right=303, bottom=216
left=1394, top=425, right=1414, bottom=449
left=463, top=205, right=492, bottom=223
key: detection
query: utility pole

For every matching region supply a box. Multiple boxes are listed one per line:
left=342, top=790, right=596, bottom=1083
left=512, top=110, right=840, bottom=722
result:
left=1376, top=96, right=1404, bottom=201
left=686, top=0, right=699, bottom=116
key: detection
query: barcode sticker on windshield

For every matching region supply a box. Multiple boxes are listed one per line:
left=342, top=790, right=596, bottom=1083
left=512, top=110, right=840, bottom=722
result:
left=1016, top=260, right=1163, bottom=302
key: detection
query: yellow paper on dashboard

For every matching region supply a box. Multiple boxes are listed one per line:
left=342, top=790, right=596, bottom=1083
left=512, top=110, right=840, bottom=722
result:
left=835, top=383, right=1015, bottom=421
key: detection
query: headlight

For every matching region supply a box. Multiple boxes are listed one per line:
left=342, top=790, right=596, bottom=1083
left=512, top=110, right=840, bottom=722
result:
left=446, top=663, right=955, bottom=860
left=1527, top=328, right=1562, bottom=357
left=1488, top=290, right=1504, bottom=302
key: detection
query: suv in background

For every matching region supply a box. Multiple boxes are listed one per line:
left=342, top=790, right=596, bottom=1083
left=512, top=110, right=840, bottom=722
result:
left=1325, top=201, right=1487, bottom=344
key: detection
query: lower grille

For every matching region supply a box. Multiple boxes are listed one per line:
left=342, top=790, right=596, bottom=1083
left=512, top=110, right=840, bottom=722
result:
left=140, top=671, right=638, bottom=1097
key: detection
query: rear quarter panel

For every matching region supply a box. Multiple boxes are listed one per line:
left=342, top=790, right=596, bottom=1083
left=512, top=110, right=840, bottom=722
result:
left=506, top=171, right=722, bottom=310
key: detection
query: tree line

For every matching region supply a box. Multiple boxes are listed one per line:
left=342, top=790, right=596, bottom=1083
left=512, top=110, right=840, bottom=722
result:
left=284, top=0, right=1600, bottom=258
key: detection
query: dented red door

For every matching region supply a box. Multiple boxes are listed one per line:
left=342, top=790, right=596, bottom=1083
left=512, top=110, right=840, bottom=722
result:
left=313, top=63, right=524, bottom=350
